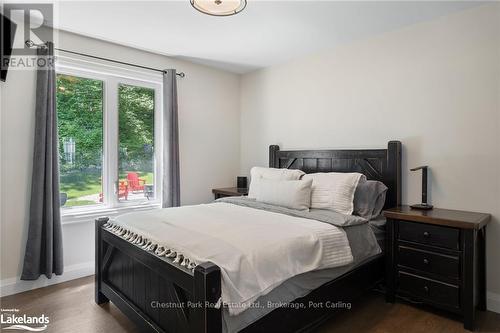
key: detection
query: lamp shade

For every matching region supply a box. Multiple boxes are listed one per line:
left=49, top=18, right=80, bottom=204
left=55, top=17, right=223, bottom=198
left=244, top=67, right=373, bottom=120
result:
left=190, top=0, right=247, bottom=16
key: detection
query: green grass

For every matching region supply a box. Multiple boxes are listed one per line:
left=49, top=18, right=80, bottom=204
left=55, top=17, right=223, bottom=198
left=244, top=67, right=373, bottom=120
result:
left=60, top=171, right=102, bottom=200
left=65, top=200, right=97, bottom=207
left=60, top=170, right=153, bottom=207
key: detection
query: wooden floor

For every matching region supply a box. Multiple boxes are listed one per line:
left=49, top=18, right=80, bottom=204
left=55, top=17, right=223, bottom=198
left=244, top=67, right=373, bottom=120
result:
left=1, top=276, right=499, bottom=333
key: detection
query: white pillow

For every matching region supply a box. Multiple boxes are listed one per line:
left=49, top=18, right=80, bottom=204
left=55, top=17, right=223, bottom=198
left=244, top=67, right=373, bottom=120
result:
left=248, top=167, right=305, bottom=198
left=256, top=178, right=313, bottom=211
left=302, top=172, right=366, bottom=215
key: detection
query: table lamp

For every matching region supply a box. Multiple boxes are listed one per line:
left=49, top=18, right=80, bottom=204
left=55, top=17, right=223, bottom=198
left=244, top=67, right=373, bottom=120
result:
left=410, top=166, right=433, bottom=210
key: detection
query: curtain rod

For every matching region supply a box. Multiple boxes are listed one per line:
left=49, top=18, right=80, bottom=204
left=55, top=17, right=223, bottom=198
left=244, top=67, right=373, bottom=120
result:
left=25, top=40, right=186, bottom=78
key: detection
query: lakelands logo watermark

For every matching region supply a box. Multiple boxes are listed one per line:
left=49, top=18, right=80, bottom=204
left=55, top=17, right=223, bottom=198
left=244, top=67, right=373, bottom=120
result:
left=0, top=308, right=49, bottom=332
left=1, top=3, right=54, bottom=72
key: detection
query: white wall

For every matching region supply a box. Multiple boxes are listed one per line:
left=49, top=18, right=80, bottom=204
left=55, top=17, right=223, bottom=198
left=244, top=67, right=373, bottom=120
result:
left=0, top=29, right=241, bottom=292
left=240, top=4, right=500, bottom=309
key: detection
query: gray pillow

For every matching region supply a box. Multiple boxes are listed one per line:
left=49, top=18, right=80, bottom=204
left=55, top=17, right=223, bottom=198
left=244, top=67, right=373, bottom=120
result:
left=353, top=179, right=388, bottom=220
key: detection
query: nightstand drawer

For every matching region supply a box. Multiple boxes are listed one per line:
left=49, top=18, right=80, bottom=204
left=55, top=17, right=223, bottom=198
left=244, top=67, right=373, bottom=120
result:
left=398, top=246, right=460, bottom=279
left=398, top=221, right=459, bottom=250
left=398, top=271, right=460, bottom=309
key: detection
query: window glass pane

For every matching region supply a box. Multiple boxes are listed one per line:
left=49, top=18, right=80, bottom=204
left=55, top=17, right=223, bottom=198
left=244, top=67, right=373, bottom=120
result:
left=57, top=74, right=104, bottom=208
left=118, top=84, right=155, bottom=203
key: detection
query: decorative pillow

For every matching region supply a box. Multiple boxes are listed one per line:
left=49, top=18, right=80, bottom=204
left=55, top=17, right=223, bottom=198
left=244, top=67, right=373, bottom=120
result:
left=248, top=167, right=305, bottom=198
left=302, top=172, right=365, bottom=215
left=256, top=178, right=313, bottom=211
left=353, top=179, right=388, bottom=220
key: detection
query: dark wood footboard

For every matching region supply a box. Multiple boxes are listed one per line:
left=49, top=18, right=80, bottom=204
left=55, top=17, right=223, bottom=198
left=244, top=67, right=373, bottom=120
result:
left=95, top=217, right=222, bottom=333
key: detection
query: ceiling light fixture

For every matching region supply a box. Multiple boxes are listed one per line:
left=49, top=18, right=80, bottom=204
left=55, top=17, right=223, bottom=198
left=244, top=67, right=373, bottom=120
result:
left=190, top=0, right=247, bottom=16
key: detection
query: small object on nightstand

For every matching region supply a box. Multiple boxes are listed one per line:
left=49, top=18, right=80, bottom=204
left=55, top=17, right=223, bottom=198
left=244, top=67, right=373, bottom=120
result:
left=410, top=165, right=433, bottom=210
left=212, top=187, right=248, bottom=200
left=237, top=176, right=248, bottom=189
left=384, top=205, right=490, bottom=331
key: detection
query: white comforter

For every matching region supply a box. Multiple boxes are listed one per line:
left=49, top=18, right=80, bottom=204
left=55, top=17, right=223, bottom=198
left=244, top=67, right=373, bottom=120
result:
left=112, top=202, right=353, bottom=315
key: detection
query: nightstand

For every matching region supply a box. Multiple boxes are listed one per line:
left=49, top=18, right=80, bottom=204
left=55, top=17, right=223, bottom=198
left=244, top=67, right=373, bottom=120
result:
left=212, top=187, right=248, bottom=200
left=384, top=206, right=490, bottom=331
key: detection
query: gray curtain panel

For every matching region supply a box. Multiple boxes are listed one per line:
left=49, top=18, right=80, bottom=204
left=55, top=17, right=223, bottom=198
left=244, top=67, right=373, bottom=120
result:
left=162, top=69, right=181, bottom=207
left=21, top=42, right=64, bottom=280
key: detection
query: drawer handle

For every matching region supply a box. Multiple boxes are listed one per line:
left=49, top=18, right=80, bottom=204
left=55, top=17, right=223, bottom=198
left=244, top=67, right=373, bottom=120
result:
left=423, top=258, right=429, bottom=265
left=423, top=231, right=430, bottom=238
left=423, top=286, right=429, bottom=294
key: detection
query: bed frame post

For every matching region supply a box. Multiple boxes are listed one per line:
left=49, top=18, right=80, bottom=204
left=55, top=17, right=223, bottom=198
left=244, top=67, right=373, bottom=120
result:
left=386, top=141, right=402, bottom=208
left=269, top=145, right=280, bottom=168
left=95, top=217, right=109, bottom=304
left=193, top=262, right=222, bottom=333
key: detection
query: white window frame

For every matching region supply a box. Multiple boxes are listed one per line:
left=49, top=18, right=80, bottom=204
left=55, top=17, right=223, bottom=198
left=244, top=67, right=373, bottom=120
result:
left=56, top=55, right=163, bottom=217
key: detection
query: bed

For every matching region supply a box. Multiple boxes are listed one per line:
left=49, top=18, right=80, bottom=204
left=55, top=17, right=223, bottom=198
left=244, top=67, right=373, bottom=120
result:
left=95, top=140, right=401, bottom=333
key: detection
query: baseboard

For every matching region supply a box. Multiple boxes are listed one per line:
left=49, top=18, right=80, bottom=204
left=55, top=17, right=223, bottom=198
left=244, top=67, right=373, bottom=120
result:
left=0, top=261, right=94, bottom=297
left=488, top=291, right=500, bottom=314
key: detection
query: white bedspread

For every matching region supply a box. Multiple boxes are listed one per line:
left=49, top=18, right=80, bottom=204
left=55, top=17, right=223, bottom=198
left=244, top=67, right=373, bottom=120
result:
left=112, top=202, right=353, bottom=315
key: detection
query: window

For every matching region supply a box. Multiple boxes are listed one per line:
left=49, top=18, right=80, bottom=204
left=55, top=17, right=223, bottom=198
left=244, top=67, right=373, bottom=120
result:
left=56, top=60, right=162, bottom=211
left=118, top=84, right=156, bottom=202
left=58, top=75, right=104, bottom=208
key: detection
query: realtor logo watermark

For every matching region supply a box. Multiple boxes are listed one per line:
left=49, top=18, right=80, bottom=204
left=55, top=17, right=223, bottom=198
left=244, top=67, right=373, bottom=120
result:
left=1, top=308, right=49, bottom=331
left=1, top=3, right=54, bottom=72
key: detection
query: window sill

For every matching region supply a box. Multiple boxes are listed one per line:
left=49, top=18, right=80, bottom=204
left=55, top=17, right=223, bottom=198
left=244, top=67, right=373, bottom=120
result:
left=61, top=202, right=161, bottom=225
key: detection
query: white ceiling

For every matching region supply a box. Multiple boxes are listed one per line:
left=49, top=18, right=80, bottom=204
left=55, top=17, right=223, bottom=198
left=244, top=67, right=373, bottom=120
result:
left=51, top=1, right=483, bottom=74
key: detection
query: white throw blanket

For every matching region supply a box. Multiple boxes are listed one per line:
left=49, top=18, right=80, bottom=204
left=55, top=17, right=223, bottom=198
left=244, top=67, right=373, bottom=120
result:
left=111, top=202, right=353, bottom=315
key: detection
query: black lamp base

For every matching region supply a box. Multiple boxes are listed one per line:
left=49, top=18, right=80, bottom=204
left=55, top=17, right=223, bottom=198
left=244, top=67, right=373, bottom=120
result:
left=410, top=203, right=434, bottom=210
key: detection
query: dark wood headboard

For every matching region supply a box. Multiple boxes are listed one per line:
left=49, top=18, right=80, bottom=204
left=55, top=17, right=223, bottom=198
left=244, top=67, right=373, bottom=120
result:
left=269, top=141, right=402, bottom=208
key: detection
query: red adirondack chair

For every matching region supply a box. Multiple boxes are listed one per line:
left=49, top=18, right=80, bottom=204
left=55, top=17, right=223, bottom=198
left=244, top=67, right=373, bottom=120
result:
left=127, top=172, right=146, bottom=192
